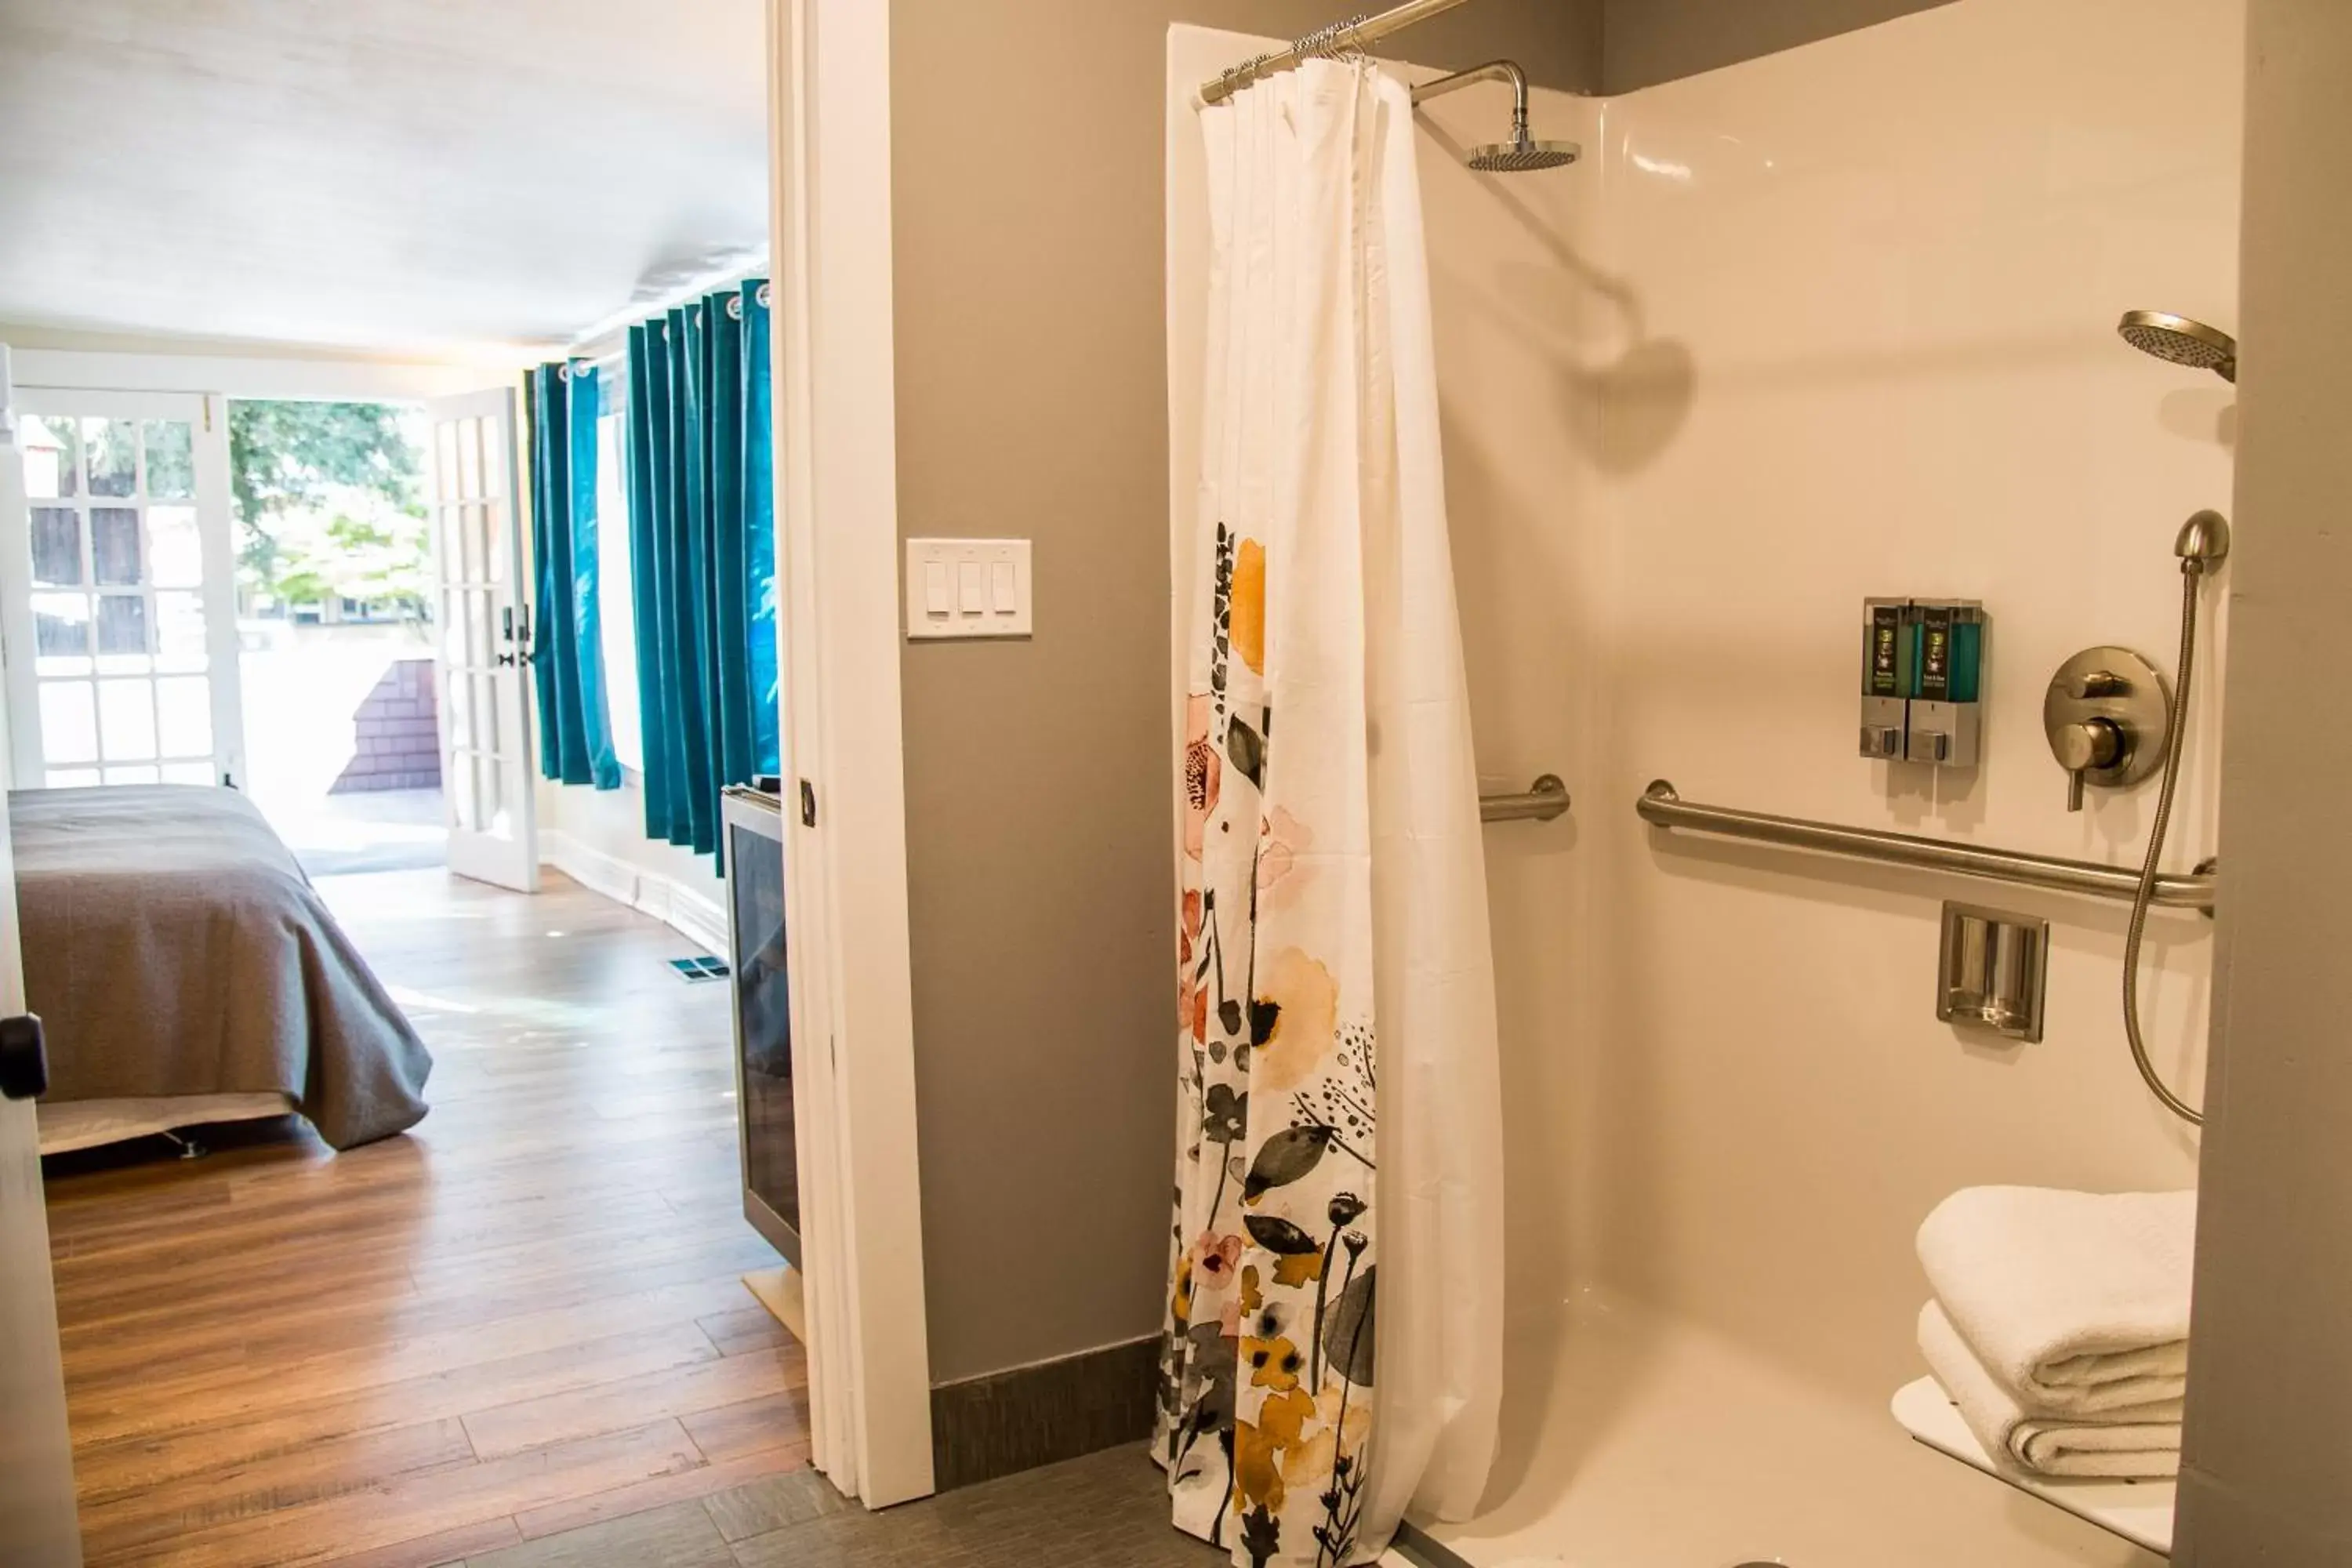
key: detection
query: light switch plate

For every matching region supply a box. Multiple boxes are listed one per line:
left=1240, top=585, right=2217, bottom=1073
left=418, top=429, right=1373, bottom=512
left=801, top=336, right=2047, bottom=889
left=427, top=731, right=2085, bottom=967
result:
left=906, top=539, right=1032, bottom=640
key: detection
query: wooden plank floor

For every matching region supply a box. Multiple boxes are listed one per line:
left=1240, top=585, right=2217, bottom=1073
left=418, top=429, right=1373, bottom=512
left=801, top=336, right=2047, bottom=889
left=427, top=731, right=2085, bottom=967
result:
left=41, top=868, right=811, bottom=1568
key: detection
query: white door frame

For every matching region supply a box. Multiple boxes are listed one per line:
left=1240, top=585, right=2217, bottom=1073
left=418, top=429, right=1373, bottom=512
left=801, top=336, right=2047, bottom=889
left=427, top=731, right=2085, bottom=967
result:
left=0, top=613, right=83, bottom=1565
left=768, top=0, right=935, bottom=1508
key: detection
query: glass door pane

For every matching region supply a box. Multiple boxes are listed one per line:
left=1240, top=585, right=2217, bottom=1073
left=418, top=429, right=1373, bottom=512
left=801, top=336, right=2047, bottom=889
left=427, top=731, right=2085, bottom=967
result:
left=30, top=510, right=82, bottom=586
left=21, top=417, right=79, bottom=499
left=82, top=419, right=136, bottom=498
left=148, top=506, right=203, bottom=587
left=143, top=422, right=194, bottom=500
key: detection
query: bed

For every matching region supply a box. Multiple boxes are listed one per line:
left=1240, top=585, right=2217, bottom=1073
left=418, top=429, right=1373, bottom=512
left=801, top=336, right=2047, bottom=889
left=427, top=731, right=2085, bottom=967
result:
left=10, top=785, right=433, bottom=1154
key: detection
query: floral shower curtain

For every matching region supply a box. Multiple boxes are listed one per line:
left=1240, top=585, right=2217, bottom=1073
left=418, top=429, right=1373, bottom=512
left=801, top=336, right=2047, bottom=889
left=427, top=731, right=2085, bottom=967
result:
left=1159, top=59, right=1504, bottom=1568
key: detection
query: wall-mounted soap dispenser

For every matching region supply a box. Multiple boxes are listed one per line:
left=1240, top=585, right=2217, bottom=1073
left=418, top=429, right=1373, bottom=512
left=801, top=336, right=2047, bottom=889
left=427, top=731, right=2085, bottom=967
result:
left=1906, top=601, right=1984, bottom=767
left=1860, top=599, right=1984, bottom=767
left=1860, top=598, right=1911, bottom=760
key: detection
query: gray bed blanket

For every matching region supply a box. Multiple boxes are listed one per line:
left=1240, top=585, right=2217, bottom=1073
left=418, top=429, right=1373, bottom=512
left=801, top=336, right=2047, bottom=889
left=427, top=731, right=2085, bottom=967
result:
left=9, top=785, right=432, bottom=1149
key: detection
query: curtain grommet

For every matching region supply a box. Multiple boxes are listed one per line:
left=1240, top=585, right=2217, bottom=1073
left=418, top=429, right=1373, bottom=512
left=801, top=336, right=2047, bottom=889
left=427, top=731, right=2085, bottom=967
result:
left=756, top=282, right=772, bottom=309
left=726, top=295, right=743, bottom=321
left=555, top=362, right=570, bottom=382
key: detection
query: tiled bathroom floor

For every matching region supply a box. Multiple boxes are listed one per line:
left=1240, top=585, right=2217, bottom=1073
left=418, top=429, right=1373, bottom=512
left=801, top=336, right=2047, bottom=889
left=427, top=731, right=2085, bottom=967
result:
left=465, top=1446, right=1226, bottom=1567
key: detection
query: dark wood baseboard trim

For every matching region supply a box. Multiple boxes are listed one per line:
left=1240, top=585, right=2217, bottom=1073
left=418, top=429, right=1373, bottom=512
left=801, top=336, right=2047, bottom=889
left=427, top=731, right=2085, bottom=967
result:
left=929, top=1334, right=1162, bottom=1492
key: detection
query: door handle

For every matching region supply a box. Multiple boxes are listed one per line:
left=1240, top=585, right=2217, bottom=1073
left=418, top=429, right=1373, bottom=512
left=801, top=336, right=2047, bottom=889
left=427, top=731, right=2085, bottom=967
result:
left=0, top=1014, right=48, bottom=1102
left=497, top=604, right=533, bottom=668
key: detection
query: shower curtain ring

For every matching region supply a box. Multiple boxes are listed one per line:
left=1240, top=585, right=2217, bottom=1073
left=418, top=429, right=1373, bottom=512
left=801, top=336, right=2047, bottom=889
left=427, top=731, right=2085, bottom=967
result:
left=1294, top=14, right=1372, bottom=62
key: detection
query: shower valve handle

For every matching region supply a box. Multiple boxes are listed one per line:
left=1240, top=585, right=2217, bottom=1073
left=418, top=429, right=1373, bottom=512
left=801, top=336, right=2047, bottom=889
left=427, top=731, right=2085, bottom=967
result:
left=2045, top=646, right=2171, bottom=815
left=2055, top=718, right=2125, bottom=812
left=2071, top=670, right=2129, bottom=701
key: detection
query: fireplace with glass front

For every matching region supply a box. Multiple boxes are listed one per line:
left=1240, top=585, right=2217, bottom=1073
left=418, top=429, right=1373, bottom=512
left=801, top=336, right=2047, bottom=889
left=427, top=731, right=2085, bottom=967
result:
left=721, top=783, right=798, bottom=1267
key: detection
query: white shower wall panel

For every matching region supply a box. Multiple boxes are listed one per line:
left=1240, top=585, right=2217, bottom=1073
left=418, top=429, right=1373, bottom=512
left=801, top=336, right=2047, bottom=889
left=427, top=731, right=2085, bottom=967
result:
left=1571, top=0, right=2238, bottom=1400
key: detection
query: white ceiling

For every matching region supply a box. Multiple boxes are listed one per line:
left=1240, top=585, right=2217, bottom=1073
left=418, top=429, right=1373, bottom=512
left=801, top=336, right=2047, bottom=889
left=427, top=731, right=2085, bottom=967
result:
left=0, top=0, right=769, bottom=357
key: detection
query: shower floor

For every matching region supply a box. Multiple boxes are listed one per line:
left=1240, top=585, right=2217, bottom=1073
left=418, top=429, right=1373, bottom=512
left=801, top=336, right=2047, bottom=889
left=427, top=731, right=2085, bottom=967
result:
left=1386, top=1294, right=2165, bottom=1568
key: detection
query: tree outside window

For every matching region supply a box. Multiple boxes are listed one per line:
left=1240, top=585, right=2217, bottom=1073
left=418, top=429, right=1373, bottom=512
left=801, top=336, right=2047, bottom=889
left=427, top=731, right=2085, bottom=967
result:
left=230, top=401, right=430, bottom=622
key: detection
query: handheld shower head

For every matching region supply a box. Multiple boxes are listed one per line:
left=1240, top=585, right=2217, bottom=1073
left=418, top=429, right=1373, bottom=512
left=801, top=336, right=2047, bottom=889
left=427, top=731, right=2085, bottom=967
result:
left=2118, top=310, right=2238, bottom=383
left=2175, top=509, right=2231, bottom=574
left=1411, top=60, right=1581, bottom=174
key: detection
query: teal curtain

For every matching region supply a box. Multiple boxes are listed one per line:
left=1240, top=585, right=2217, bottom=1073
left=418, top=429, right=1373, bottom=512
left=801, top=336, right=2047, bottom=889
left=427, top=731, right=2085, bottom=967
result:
left=528, top=363, right=621, bottom=790
left=625, top=281, right=779, bottom=865
left=744, top=287, right=780, bottom=773
left=566, top=366, right=620, bottom=791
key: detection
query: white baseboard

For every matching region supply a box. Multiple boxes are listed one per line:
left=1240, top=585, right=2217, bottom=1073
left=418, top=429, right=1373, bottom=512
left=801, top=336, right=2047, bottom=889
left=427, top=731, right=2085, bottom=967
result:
left=539, top=829, right=729, bottom=957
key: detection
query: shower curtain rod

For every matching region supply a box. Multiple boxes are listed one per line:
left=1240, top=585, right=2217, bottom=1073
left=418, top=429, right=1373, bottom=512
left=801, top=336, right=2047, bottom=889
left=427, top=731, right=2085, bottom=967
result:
left=1199, top=0, right=1476, bottom=104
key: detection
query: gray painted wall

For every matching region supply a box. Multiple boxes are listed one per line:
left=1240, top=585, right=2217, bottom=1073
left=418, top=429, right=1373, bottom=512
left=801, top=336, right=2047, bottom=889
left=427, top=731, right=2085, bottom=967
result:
left=887, top=0, right=1599, bottom=1388
left=1602, top=0, right=1955, bottom=92
left=2175, top=2, right=2352, bottom=1561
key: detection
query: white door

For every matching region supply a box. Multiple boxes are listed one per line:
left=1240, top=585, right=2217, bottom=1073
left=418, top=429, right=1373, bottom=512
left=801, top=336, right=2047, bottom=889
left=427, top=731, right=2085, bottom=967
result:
left=0, top=391, right=244, bottom=791
left=0, top=681, right=85, bottom=1563
left=424, top=388, right=538, bottom=892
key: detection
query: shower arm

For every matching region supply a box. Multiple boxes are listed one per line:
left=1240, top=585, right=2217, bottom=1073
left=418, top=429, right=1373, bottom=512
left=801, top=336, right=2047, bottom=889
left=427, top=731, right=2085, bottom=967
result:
left=1410, top=60, right=1531, bottom=135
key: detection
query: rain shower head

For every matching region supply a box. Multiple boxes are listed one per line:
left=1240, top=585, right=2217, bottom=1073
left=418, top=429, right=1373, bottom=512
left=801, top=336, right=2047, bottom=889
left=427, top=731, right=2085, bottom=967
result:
left=1466, top=132, right=1581, bottom=173
left=1412, top=60, right=1581, bottom=174
left=2118, top=310, right=2238, bottom=383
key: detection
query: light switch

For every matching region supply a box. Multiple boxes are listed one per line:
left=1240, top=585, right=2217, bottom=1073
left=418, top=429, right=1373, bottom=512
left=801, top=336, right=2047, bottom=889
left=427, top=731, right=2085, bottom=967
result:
left=906, top=539, right=1033, bottom=640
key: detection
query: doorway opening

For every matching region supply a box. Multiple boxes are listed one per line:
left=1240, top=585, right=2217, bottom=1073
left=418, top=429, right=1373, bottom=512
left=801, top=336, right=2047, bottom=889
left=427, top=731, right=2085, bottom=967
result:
left=230, top=398, right=445, bottom=876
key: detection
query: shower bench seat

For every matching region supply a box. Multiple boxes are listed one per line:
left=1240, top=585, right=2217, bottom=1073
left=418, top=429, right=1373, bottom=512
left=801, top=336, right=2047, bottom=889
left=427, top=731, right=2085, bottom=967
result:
left=1892, top=1376, right=2173, bottom=1557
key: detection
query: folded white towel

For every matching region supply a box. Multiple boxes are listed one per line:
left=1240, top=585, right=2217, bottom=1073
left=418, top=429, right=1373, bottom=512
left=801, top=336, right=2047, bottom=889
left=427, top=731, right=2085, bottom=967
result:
left=1918, top=1302, right=2181, bottom=1479
left=1916, top=1185, right=2195, bottom=1417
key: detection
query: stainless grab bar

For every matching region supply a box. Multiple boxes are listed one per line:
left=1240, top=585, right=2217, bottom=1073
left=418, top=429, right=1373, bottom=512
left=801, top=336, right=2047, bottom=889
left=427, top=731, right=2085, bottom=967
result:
left=1635, top=779, right=2216, bottom=912
left=1480, top=774, right=1570, bottom=823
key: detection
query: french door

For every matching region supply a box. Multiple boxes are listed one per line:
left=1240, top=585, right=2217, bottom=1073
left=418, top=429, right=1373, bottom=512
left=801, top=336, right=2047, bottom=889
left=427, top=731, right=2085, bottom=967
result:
left=0, top=390, right=244, bottom=791
left=424, top=387, right=539, bottom=892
